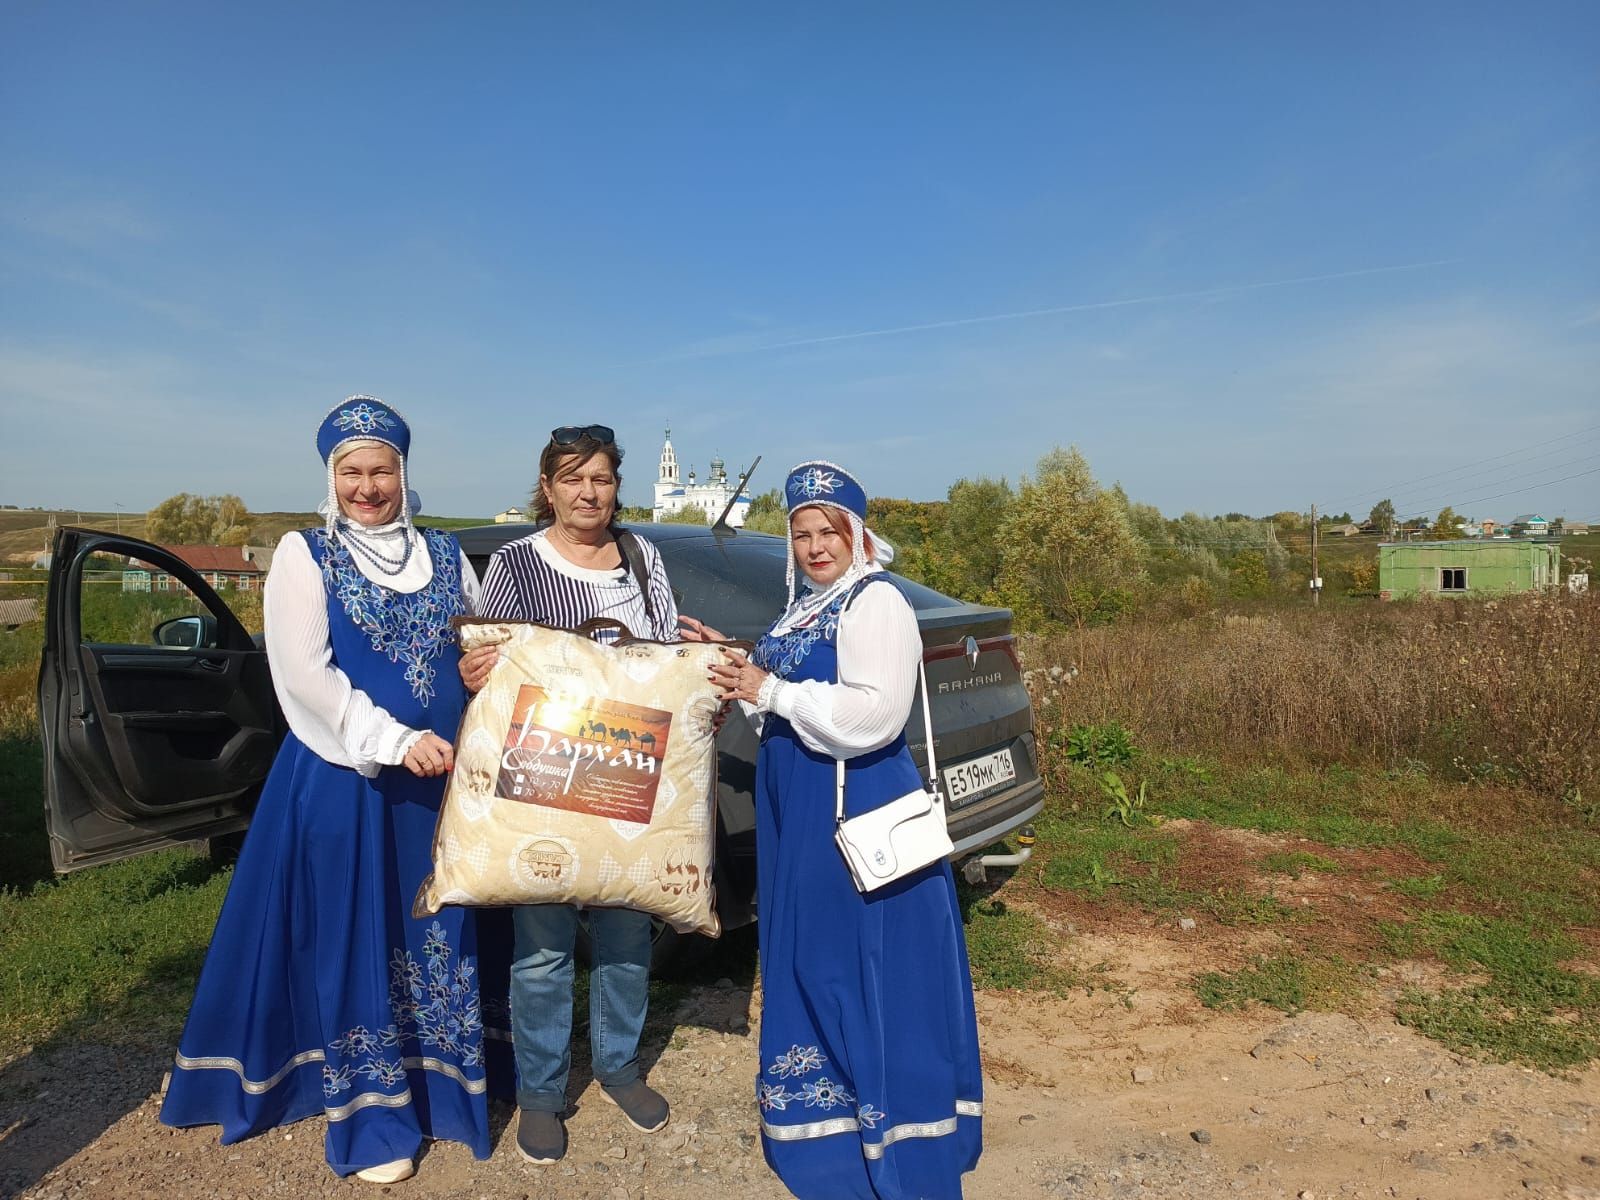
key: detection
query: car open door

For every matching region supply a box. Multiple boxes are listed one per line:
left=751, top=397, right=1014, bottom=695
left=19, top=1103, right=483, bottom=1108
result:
left=38, top=527, right=282, bottom=872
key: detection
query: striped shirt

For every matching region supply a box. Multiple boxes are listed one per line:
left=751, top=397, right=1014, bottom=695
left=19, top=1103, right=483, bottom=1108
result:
left=477, top=528, right=680, bottom=642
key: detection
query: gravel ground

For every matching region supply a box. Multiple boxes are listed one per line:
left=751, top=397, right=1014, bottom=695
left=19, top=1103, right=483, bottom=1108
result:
left=4, top=939, right=1599, bottom=1200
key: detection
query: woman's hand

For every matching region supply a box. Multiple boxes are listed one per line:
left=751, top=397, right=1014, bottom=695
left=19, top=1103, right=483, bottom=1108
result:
left=459, top=645, right=499, bottom=693
left=678, top=615, right=728, bottom=643
left=709, top=647, right=770, bottom=706
left=403, top=731, right=455, bottom=778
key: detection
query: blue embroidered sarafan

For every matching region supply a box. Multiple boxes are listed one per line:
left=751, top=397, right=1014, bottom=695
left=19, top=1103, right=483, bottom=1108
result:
left=751, top=578, right=875, bottom=681
left=322, top=921, right=485, bottom=1098
left=313, top=527, right=465, bottom=703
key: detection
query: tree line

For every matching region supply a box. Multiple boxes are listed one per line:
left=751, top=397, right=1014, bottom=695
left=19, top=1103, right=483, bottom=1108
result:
left=743, top=447, right=1402, bottom=630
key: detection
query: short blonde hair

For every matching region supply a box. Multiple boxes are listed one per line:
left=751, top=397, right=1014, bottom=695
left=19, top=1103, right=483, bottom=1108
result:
left=330, top=439, right=400, bottom=468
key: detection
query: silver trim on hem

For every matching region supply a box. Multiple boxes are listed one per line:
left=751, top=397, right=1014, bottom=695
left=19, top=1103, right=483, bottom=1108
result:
left=171, top=1049, right=488, bottom=1118
left=760, top=1099, right=983, bottom=1159
left=174, top=1050, right=326, bottom=1095
left=324, top=1087, right=414, bottom=1122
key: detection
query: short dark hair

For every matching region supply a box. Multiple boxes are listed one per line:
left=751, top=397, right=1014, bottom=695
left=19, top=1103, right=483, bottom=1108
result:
left=530, top=433, right=625, bottom=525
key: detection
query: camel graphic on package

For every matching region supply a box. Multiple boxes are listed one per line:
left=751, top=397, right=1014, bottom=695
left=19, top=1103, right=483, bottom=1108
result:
left=575, top=722, right=659, bottom=757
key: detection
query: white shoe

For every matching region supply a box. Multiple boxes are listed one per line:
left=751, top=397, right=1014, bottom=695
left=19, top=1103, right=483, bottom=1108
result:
left=355, top=1157, right=415, bottom=1184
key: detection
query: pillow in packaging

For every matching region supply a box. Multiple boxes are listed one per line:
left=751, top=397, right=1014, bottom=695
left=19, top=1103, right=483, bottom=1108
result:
left=415, top=619, right=731, bottom=935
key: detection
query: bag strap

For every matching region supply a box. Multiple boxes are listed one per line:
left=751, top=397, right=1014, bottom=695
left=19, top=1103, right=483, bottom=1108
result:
left=614, top=530, right=657, bottom=629
left=835, top=655, right=937, bottom=824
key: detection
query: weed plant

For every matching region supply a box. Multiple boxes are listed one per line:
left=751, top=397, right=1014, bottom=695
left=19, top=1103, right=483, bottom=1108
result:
left=1028, top=590, right=1600, bottom=797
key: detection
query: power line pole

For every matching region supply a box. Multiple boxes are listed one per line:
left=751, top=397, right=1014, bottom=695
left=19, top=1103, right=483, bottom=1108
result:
left=1310, top=503, right=1321, bottom=607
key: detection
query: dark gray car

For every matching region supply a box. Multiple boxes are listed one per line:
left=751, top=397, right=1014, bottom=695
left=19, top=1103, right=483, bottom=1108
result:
left=38, top=522, right=1042, bottom=968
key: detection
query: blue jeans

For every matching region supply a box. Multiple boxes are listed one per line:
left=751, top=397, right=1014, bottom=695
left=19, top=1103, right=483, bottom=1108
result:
left=509, top=904, right=653, bottom=1112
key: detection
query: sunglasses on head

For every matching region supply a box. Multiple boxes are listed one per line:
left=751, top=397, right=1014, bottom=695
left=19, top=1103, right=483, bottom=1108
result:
left=550, top=424, right=615, bottom=446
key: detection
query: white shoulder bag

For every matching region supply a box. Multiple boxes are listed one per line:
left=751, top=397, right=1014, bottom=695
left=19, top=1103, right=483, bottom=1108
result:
left=833, top=657, right=954, bottom=892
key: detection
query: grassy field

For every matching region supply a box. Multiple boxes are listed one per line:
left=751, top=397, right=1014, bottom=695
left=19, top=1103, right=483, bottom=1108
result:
left=972, top=752, right=1600, bottom=1071
left=1, top=580, right=1596, bottom=1075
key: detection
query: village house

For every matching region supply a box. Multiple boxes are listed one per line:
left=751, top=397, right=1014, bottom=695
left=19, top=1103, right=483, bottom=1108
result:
left=1509, top=513, right=1550, bottom=536
left=122, top=545, right=274, bottom=593
left=1378, top=539, right=1561, bottom=600
left=493, top=506, right=529, bottom=523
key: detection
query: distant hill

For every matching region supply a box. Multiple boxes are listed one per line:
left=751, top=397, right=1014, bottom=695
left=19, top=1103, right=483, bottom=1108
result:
left=0, top=510, right=491, bottom=564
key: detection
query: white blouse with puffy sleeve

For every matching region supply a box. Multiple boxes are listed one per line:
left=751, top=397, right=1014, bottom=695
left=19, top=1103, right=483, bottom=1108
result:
left=262, top=528, right=482, bottom=777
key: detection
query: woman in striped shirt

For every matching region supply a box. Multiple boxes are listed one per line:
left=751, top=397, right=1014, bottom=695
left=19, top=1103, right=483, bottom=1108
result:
left=459, top=425, right=680, bottom=1168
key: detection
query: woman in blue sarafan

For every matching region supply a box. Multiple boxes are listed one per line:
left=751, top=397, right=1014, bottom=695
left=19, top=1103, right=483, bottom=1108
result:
left=160, top=397, right=502, bottom=1184
left=690, top=460, right=983, bottom=1200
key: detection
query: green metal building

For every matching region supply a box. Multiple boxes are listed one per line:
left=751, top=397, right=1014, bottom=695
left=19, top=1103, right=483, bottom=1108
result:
left=1378, top=539, right=1561, bottom=600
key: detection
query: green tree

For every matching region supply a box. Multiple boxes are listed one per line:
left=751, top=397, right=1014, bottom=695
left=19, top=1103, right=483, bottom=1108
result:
left=741, top=489, right=789, bottom=536
left=1228, top=549, right=1270, bottom=598
left=996, top=447, right=1144, bottom=630
left=1348, top=558, right=1378, bottom=594
left=147, top=493, right=254, bottom=545
left=660, top=506, right=709, bottom=526
left=1429, top=506, right=1465, bottom=539
left=1175, top=574, right=1215, bottom=616
left=1368, top=499, right=1396, bottom=535
left=935, top=476, right=1013, bottom=603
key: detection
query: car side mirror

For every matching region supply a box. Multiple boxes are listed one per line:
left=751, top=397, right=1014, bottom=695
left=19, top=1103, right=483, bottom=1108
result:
left=154, top=614, right=219, bottom=649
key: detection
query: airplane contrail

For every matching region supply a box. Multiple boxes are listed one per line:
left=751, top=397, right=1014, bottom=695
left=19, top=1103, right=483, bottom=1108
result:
left=689, top=259, right=1460, bottom=357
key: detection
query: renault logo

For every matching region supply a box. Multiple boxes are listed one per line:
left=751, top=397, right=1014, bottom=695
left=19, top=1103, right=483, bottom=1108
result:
left=964, top=635, right=980, bottom=671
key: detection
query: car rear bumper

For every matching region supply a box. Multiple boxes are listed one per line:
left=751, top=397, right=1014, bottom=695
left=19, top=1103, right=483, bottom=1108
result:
left=948, top=776, right=1045, bottom=858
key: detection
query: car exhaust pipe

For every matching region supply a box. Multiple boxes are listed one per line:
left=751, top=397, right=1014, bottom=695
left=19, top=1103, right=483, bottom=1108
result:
left=960, top=826, right=1035, bottom=885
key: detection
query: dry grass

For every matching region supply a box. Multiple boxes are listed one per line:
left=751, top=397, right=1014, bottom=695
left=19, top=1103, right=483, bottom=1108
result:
left=1026, top=590, right=1600, bottom=798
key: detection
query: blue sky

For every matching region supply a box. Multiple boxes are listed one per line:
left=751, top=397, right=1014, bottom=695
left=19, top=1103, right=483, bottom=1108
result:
left=2, top=1, right=1596, bottom=523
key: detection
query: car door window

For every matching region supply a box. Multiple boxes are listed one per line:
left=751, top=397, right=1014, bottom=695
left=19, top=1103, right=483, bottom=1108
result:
left=84, top=551, right=218, bottom=648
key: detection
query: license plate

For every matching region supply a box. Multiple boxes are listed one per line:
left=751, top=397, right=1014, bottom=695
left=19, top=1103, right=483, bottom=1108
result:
left=943, top=748, right=1016, bottom=807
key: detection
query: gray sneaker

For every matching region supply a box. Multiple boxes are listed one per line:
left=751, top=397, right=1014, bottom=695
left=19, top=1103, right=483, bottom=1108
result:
left=601, top=1080, right=670, bottom=1133
left=515, top=1109, right=567, bottom=1165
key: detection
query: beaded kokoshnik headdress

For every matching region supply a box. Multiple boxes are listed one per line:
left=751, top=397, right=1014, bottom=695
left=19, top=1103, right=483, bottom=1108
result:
left=780, top=459, right=876, bottom=605
left=315, top=395, right=419, bottom=576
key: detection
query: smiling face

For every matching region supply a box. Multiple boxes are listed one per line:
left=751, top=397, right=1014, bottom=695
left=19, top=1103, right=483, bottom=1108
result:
left=541, top=451, right=619, bottom=536
left=789, top=505, right=853, bottom=588
left=334, top=443, right=404, bottom=526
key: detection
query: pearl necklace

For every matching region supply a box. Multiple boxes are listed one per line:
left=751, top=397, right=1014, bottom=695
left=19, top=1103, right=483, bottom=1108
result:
left=337, top=520, right=416, bottom=577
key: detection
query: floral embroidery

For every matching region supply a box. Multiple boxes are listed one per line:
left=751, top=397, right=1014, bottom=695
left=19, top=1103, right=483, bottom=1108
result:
left=793, top=466, right=843, bottom=500
left=802, top=1076, right=855, bottom=1109
left=758, top=1081, right=798, bottom=1112
left=333, top=402, right=397, bottom=436
left=329, top=1025, right=378, bottom=1056
left=359, top=1057, right=408, bottom=1087
left=758, top=1049, right=857, bottom=1116
left=767, top=1044, right=827, bottom=1079
left=388, top=920, right=484, bottom=1066
left=322, top=1063, right=353, bottom=1097
left=857, top=1103, right=886, bottom=1129
left=321, top=921, right=485, bottom=1097
left=311, top=527, right=465, bottom=703
left=751, top=578, right=878, bottom=680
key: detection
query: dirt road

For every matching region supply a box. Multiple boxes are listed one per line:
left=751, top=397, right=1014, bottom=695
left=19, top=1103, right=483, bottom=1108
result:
left=3, top=931, right=1596, bottom=1200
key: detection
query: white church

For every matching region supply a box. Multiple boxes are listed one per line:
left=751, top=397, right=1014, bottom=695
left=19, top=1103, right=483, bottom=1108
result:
left=652, top=428, right=751, bottom=527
